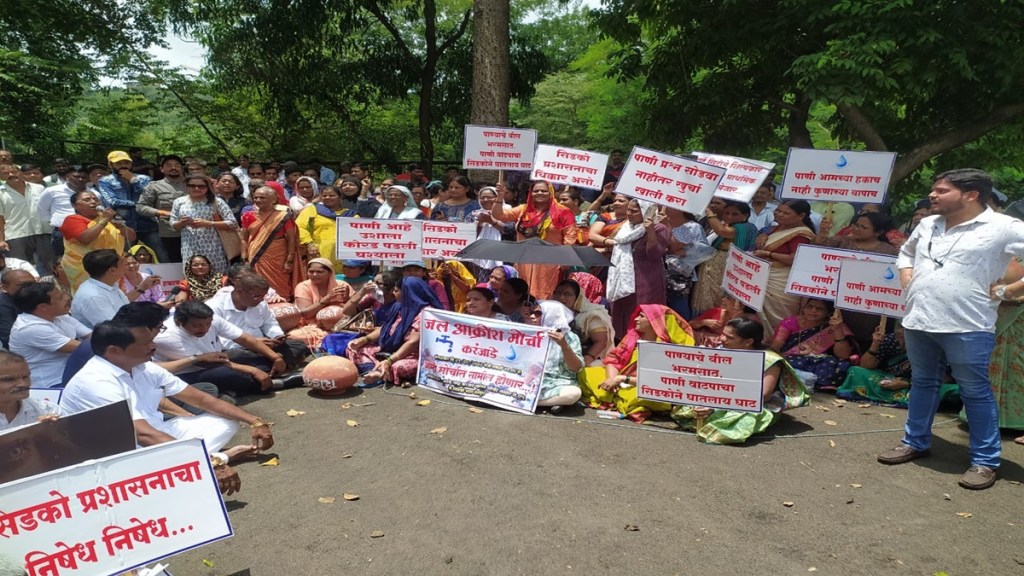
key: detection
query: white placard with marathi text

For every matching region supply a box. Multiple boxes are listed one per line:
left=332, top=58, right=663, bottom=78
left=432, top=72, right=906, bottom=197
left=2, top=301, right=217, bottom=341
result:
left=530, top=144, right=609, bottom=190
left=463, top=125, right=537, bottom=171
left=835, top=258, right=907, bottom=317
left=0, top=439, right=231, bottom=576
left=720, top=246, right=771, bottom=311
left=779, top=148, right=896, bottom=204
left=785, top=244, right=897, bottom=300
left=616, top=146, right=726, bottom=215
left=691, top=152, right=775, bottom=203
left=637, top=342, right=766, bottom=413
left=139, top=263, right=185, bottom=297
left=416, top=309, right=551, bottom=415
left=421, top=221, right=477, bottom=260
left=336, top=219, right=423, bottom=263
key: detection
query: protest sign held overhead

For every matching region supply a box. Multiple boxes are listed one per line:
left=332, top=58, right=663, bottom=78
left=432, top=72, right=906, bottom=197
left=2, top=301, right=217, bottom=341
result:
left=336, top=219, right=423, bottom=263
left=531, top=145, right=609, bottom=190
left=720, top=246, right=770, bottom=311
left=615, top=146, right=725, bottom=215
left=691, top=152, right=775, bottom=203
left=779, top=148, right=896, bottom=204
left=785, top=245, right=897, bottom=300
left=637, top=342, right=766, bottom=414
left=463, top=125, right=537, bottom=171
left=835, top=259, right=907, bottom=317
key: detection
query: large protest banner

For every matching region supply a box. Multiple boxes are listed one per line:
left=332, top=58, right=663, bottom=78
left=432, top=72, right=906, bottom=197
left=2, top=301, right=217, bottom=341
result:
left=531, top=145, right=609, bottom=190
left=416, top=309, right=550, bottom=414
left=336, top=219, right=423, bottom=263
left=779, top=148, right=896, bottom=204
left=0, top=438, right=232, bottom=576
left=139, top=263, right=185, bottom=297
left=785, top=245, right=897, bottom=300
left=691, top=152, right=775, bottom=203
left=615, top=146, right=726, bottom=215
left=463, top=125, right=537, bottom=171
left=421, top=221, right=477, bottom=260
left=835, top=259, right=907, bottom=317
left=637, top=342, right=766, bottom=413
left=720, top=246, right=770, bottom=311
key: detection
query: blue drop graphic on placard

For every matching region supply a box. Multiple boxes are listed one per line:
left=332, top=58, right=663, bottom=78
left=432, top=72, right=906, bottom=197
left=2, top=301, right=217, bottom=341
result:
left=836, top=154, right=848, bottom=168
left=506, top=346, right=517, bottom=361
left=883, top=267, right=895, bottom=280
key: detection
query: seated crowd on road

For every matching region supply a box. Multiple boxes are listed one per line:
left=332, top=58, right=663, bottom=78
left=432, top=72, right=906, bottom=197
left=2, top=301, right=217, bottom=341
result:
left=1, top=147, right=1022, bottom=493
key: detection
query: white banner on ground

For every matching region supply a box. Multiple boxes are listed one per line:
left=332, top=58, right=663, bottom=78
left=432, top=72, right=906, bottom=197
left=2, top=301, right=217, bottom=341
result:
left=637, top=342, right=766, bottom=413
left=779, top=148, right=896, bottom=204
left=0, top=438, right=231, bottom=576
left=416, top=309, right=551, bottom=415
left=336, top=219, right=423, bottom=263
left=691, top=152, right=775, bottom=203
left=615, top=146, right=725, bottom=215
left=835, top=259, right=907, bottom=317
left=785, top=244, right=897, bottom=300
left=463, top=125, right=537, bottom=171
left=720, top=246, right=770, bottom=311
left=531, top=145, right=609, bottom=190
left=421, top=221, right=477, bottom=260
left=139, top=263, right=185, bottom=297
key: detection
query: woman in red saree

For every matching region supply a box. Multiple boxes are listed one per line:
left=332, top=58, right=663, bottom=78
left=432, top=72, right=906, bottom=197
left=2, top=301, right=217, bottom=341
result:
left=240, top=185, right=305, bottom=300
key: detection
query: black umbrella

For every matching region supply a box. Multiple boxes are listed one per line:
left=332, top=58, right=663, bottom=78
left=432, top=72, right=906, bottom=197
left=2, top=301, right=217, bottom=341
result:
left=454, top=237, right=613, bottom=267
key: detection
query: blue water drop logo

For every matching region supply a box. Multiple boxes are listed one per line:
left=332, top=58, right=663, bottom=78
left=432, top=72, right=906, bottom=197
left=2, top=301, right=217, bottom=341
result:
left=506, top=346, right=517, bottom=361
left=836, top=154, right=848, bottom=168
left=883, top=267, right=895, bottom=280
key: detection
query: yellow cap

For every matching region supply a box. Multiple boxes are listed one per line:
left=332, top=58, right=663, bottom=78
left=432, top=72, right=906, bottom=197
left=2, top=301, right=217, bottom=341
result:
left=107, top=150, right=131, bottom=164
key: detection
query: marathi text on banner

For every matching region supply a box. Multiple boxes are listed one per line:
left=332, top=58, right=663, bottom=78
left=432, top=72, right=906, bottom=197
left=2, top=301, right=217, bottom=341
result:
left=720, top=246, right=770, bottom=311
left=779, top=148, right=896, bottom=204
left=785, top=245, right=897, bottom=300
left=636, top=342, right=766, bottom=414
left=336, top=219, right=424, bottom=262
left=139, top=263, right=185, bottom=297
left=835, top=259, right=907, bottom=317
left=416, top=309, right=550, bottom=415
left=615, top=146, right=726, bottom=215
left=462, top=125, right=538, bottom=171
left=421, top=221, right=477, bottom=260
left=691, top=152, right=775, bottom=203
left=0, top=439, right=232, bottom=576
left=530, top=145, right=609, bottom=190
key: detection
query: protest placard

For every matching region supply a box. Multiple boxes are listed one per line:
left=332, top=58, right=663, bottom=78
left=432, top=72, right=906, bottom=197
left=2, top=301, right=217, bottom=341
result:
left=416, top=309, right=551, bottom=414
left=637, top=342, right=766, bottom=413
left=336, top=219, right=423, bottom=263
left=0, top=438, right=232, bottom=576
left=785, top=245, right=897, bottom=300
left=421, top=221, right=477, bottom=260
left=779, top=148, right=896, bottom=204
left=531, top=144, right=609, bottom=190
left=615, top=146, right=726, bottom=215
left=463, top=125, right=538, bottom=171
left=139, top=263, right=185, bottom=297
left=835, top=259, right=907, bottom=317
left=28, top=387, right=62, bottom=405
left=720, top=246, right=770, bottom=311
left=691, top=152, right=775, bottom=203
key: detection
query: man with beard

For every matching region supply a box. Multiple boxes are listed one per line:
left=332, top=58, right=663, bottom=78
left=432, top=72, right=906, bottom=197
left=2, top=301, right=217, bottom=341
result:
left=137, top=154, right=187, bottom=261
left=97, top=150, right=155, bottom=247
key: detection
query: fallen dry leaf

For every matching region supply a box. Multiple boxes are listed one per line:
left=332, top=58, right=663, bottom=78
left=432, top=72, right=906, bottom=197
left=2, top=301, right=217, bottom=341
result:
left=285, top=409, right=306, bottom=417
left=857, top=403, right=871, bottom=408
left=202, top=560, right=214, bottom=568
left=370, top=530, right=385, bottom=538
left=341, top=453, right=352, bottom=459
left=430, top=426, right=448, bottom=434
left=318, top=497, right=336, bottom=504
left=340, top=402, right=353, bottom=410
left=408, top=392, right=417, bottom=399
left=416, top=399, right=431, bottom=406
left=828, top=440, right=836, bottom=448
left=808, top=568, right=817, bottom=572
left=943, top=493, right=952, bottom=501
left=823, top=420, right=837, bottom=426
left=468, top=407, right=484, bottom=414
left=833, top=399, right=847, bottom=405
left=260, top=457, right=280, bottom=467
left=815, top=406, right=830, bottom=412
left=783, top=501, right=795, bottom=507
left=343, top=493, right=360, bottom=501
left=879, top=413, right=896, bottom=418
left=624, top=524, right=639, bottom=531
left=956, top=512, right=973, bottom=518
left=849, top=483, right=863, bottom=489
left=346, top=419, right=359, bottom=427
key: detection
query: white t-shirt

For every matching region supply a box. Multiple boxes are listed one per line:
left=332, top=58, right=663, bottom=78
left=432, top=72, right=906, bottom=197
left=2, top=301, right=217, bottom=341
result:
left=153, top=316, right=245, bottom=370
left=205, top=287, right=283, bottom=349
left=37, top=184, right=76, bottom=228
left=9, top=314, right=91, bottom=388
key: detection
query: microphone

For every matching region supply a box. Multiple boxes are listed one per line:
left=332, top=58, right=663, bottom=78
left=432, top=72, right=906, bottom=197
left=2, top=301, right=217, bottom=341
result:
left=162, top=286, right=182, bottom=302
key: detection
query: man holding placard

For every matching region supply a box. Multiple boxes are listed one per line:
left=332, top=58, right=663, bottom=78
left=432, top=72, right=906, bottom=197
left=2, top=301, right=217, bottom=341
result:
left=877, top=169, right=1024, bottom=490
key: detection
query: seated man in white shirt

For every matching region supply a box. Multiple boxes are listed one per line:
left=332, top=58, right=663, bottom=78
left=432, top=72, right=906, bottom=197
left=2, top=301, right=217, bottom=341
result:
left=70, top=249, right=130, bottom=329
left=10, top=282, right=91, bottom=388
left=154, top=301, right=292, bottom=394
left=60, top=320, right=275, bottom=470
left=0, top=351, right=61, bottom=431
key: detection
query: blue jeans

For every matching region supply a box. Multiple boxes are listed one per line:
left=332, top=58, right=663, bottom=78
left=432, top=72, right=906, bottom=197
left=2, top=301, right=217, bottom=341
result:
left=902, top=329, right=999, bottom=468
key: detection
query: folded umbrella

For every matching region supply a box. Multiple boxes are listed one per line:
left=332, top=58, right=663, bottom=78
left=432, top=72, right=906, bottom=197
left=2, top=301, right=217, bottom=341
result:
left=454, top=237, right=612, bottom=267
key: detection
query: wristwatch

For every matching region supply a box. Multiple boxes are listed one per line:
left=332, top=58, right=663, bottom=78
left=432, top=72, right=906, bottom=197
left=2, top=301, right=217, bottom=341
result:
left=996, top=285, right=1008, bottom=301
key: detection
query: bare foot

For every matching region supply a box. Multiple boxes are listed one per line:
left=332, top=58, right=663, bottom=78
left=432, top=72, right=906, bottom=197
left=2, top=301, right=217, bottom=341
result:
left=224, top=445, right=258, bottom=460
left=1015, top=435, right=1024, bottom=446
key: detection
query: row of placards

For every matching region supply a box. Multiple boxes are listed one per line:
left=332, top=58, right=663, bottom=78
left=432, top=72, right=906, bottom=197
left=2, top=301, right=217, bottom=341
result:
left=335, top=219, right=477, bottom=263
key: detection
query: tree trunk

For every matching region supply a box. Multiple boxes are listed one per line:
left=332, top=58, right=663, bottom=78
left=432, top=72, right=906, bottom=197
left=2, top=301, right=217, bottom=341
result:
left=468, top=0, right=510, bottom=182
left=787, top=97, right=813, bottom=150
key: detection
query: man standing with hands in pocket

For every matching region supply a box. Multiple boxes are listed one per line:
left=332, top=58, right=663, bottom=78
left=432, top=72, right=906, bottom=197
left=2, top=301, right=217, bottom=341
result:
left=877, top=168, right=1024, bottom=490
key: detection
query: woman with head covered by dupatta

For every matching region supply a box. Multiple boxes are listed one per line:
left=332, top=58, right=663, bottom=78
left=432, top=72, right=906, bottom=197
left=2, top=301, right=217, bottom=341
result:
left=580, top=304, right=694, bottom=423
left=552, top=279, right=613, bottom=366
left=491, top=180, right=577, bottom=299
left=524, top=300, right=584, bottom=413
left=375, top=185, right=425, bottom=220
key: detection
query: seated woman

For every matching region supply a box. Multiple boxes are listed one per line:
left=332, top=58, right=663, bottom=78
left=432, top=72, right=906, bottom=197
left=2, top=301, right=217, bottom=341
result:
left=128, top=243, right=159, bottom=264
left=496, top=277, right=531, bottom=323
left=770, top=298, right=856, bottom=392
left=346, top=276, right=441, bottom=387
left=464, top=287, right=508, bottom=321
left=290, top=258, right=352, bottom=346
left=552, top=279, right=613, bottom=366
left=436, top=260, right=479, bottom=313
left=174, top=255, right=223, bottom=304
left=671, top=318, right=810, bottom=444
left=580, top=304, right=694, bottom=423
left=120, top=252, right=168, bottom=307
left=689, top=294, right=748, bottom=347
left=837, top=323, right=958, bottom=407
left=524, top=300, right=583, bottom=413
left=487, top=265, right=518, bottom=295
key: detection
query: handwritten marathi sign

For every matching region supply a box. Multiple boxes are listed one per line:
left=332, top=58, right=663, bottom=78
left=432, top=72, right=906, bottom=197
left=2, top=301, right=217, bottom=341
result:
left=463, top=125, right=537, bottom=171
left=416, top=309, right=551, bottom=415
left=779, top=148, right=896, bottom=204
left=835, top=259, right=906, bottom=317
left=637, top=342, right=766, bottom=413
left=785, top=245, right=897, bottom=300
left=720, top=246, right=770, bottom=311
left=421, top=221, right=477, bottom=260
left=0, top=439, right=231, bottom=576
left=530, top=144, right=609, bottom=190
left=691, top=152, right=775, bottom=203
left=616, top=146, right=725, bottom=215
left=336, top=219, right=423, bottom=262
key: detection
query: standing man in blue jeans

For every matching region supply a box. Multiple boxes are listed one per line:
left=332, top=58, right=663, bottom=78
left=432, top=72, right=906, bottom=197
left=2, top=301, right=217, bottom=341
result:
left=877, top=168, right=1024, bottom=490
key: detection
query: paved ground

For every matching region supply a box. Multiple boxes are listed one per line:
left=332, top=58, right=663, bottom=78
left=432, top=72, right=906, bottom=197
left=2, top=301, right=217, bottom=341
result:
left=171, top=385, right=1024, bottom=576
